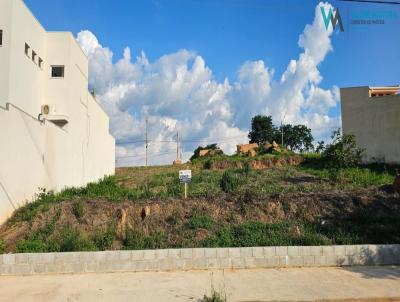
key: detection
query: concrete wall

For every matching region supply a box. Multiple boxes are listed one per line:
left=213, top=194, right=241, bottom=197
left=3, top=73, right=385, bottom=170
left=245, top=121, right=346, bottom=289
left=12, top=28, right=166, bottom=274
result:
left=0, top=0, right=115, bottom=223
left=340, top=86, right=400, bottom=164
left=0, top=244, right=399, bottom=276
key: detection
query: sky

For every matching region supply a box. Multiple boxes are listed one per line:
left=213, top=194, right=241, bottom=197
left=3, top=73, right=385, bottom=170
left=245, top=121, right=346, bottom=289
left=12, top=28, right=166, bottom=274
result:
left=25, top=0, right=400, bottom=166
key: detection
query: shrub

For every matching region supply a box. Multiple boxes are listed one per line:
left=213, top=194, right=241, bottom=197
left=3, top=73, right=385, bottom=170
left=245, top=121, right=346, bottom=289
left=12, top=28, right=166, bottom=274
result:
left=16, top=239, right=48, bottom=253
left=220, top=171, right=240, bottom=193
left=72, top=200, right=85, bottom=219
left=0, top=239, right=5, bottom=254
left=322, top=129, right=364, bottom=168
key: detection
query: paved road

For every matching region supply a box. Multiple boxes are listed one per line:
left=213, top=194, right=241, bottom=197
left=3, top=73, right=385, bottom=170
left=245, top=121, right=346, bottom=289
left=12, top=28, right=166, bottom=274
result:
left=0, top=266, right=399, bottom=302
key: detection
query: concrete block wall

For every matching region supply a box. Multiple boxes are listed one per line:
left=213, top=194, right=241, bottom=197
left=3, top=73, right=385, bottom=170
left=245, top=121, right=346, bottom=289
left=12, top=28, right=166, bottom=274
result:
left=0, top=244, right=399, bottom=276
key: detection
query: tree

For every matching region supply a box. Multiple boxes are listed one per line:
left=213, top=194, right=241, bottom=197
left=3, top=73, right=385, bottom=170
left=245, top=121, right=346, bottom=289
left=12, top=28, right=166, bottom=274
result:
left=315, top=141, right=325, bottom=154
left=248, top=115, right=278, bottom=144
left=278, top=124, right=314, bottom=152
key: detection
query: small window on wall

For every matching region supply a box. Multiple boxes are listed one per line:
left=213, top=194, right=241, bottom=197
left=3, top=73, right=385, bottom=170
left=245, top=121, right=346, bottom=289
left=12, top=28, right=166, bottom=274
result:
left=39, top=58, right=43, bottom=69
left=32, top=51, right=37, bottom=63
left=51, top=65, right=64, bottom=78
left=25, top=43, right=30, bottom=56
left=0, top=30, right=3, bottom=46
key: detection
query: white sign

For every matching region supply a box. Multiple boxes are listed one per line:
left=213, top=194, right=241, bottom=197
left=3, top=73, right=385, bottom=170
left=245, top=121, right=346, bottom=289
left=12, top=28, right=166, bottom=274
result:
left=179, top=170, right=192, bottom=183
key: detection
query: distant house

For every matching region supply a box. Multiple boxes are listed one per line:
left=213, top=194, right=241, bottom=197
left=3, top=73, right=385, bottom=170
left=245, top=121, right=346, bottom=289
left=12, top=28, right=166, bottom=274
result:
left=237, top=143, right=259, bottom=155
left=340, top=86, right=400, bottom=164
left=199, top=149, right=211, bottom=157
left=0, top=0, right=115, bottom=223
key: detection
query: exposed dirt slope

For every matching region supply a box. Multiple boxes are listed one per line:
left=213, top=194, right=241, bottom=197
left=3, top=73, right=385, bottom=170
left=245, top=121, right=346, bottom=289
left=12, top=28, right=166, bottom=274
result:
left=1, top=185, right=399, bottom=252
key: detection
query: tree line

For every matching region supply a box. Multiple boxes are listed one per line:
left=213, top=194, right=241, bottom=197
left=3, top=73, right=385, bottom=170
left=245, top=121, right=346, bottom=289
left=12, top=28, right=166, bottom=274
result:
left=248, top=115, right=316, bottom=152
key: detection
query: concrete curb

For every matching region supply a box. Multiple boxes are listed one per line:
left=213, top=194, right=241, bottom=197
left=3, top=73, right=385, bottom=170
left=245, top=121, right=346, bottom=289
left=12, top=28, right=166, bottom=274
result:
left=1, top=244, right=399, bottom=276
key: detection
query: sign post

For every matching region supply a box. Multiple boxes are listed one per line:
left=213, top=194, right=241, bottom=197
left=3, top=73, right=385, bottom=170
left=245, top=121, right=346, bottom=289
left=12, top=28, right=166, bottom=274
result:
left=179, top=170, right=192, bottom=199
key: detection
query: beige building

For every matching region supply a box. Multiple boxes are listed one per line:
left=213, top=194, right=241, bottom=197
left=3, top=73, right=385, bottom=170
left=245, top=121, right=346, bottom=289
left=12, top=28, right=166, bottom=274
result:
left=0, top=0, right=115, bottom=223
left=340, top=86, right=400, bottom=164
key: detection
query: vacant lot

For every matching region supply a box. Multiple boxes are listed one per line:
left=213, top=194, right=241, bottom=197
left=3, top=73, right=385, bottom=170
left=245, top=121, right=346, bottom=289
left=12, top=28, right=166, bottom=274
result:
left=0, top=155, right=399, bottom=253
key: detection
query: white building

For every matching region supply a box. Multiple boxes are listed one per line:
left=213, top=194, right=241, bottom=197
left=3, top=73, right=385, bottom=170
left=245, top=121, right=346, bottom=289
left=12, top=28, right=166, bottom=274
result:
left=0, top=0, right=115, bottom=223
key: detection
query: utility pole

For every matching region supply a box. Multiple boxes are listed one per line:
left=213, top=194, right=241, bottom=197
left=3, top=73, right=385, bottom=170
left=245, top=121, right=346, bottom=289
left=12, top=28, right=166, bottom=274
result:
left=281, top=120, right=284, bottom=147
left=145, top=118, right=148, bottom=167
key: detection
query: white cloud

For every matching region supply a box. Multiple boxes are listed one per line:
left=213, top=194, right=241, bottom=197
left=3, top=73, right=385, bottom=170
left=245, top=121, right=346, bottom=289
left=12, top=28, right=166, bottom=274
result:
left=76, top=2, right=340, bottom=166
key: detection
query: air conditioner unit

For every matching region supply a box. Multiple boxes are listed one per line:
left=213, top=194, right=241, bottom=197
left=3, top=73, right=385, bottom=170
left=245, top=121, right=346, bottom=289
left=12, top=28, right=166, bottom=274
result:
left=41, top=104, right=55, bottom=115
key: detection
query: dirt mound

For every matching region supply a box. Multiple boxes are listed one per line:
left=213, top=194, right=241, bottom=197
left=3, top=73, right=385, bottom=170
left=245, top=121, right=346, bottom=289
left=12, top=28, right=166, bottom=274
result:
left=1, top=185, right=399, bottom=253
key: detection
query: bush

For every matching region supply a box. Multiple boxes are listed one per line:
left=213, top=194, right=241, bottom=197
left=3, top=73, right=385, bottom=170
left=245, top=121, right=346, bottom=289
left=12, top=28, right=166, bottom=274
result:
left=220, top=171, right=240, bottom=193
left=322, top=129, right=364, bottom=168
left=0, top=239, right=5, bottom=254
left=72, top=200, right=85, bottom=219
left=16, top=239, right=48, bottom=253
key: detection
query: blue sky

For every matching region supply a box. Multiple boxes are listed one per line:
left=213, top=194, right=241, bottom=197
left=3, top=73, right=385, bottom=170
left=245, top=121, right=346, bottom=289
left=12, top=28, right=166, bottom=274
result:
left=25, top=0, right=400, bottom=87
left=24, top=0, right=400, bottom=165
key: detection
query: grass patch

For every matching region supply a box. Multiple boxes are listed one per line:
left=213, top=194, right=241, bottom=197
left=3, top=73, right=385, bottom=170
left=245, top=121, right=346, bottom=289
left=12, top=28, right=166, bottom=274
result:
left=201, top=221, right=330, bottom=248
left=123, top=230, right=167, bottom=250
left=72, top=200, right=85, bottom=219
left=220, top=170, right=241, bottom=194
left=203, top=288, right=227, bottom=302
left=298, top=162, right=395, bottom=188
left=188, top=212, right=214, bottom=230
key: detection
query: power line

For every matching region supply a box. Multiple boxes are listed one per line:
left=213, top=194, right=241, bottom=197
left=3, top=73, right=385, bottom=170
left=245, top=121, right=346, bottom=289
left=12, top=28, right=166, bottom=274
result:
left=119, top=134, right=247, bottom=145
left=116, top=150, right=176, bottom=160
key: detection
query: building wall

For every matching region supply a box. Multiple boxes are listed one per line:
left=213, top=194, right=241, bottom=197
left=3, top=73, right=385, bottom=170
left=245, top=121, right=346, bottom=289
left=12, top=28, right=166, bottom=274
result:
left=0, top=0, right=12, bottom=108
left=0, top=0, right=115, bottom=223
left=340, top=86, right=400, bottom=164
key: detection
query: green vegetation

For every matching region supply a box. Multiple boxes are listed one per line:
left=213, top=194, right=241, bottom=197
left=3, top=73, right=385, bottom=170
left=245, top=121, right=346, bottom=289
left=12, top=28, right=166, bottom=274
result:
left=190, top=144, right=224, bottom=161
left=8, top=158, right=397, bottom=230
left=300, top=153, right=396, bottom=188
left=123, top=230, right=167, bottom=250
left=188, top=211, right=214, bottom=230
left=72, top=200, right=85, bottom=219
left=203, top=288, right=227, bottom=302
left=201, top=221, right=330, bottom=247
left=248, top=115, right=313, bottom=152
left=220, top=171, right=240, bottom=193
left=0, top=239, right=5, bottom=254
left=321, top=129, right=364, bottom=168
left=1, top=139, right=398, bottom=254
